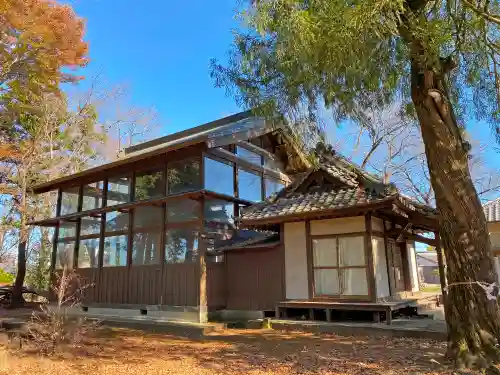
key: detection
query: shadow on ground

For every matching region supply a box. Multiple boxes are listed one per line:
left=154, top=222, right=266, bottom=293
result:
left=8, top=326, right=454, bottom=374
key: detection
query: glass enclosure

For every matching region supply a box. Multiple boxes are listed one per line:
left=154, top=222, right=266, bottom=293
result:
left=60, top=187, right=80, bottom=215
left=238, top=168, right=262, bottom=202
left=107, top=176, right=131, bottom=206
left=167, top=159, right=201, bottom=194
left=204, top=157, right=234, bottom=196
left=102, top=235, right=128, bottom=267
left=81, top=182, right=104, bottom=211
left=134, top=169, right=164, bottom=201
left=165, top=229, right=199, bottom=263
left=265, top=178, right=285, bottom=198
left=51, top=140, right=284, bottom=270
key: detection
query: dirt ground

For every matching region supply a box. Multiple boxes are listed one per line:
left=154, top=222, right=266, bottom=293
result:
left=0, top=326, right=476, bottom=375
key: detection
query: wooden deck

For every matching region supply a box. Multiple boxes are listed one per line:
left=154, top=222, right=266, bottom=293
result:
left=276, top=299, right=421, bottom=325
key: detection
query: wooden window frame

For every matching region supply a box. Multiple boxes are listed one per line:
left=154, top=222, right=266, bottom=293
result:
left=310, top=233, right=370, bottom=300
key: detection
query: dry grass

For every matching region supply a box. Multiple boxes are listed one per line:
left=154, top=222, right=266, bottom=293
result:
left=0, top=326, right=476, bottom=374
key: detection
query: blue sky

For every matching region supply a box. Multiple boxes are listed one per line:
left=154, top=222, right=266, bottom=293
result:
left=66, top=0, right=499, bottom=197
left=66, top=0, right=241, bottom=135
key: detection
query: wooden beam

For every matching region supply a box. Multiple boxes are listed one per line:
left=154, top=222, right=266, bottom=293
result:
left=382, top=220, right=393, bottom=297
left=396, top=223, right=412, bottom=242
left=305, top=220, right=314, bottom=299
left=198, top=195, right=208, bottom=323
left=387, top=229, right=437, bottom=247
left=365, top=213, right=377, bottom=302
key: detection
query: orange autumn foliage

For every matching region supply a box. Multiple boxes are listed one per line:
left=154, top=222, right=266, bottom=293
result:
left=0, top=0, right=89, bottom=92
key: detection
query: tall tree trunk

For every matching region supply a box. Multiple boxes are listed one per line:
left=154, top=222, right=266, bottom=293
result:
left=12, top=230, right=27, bottom=306
left=411, top=61, right=500, bottom=368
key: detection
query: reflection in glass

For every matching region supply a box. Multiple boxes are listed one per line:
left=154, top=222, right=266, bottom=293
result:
left=236, top=146, right=262, bottom=166
left=56, top=241, right=75, bottom=269
left=102, top=235, right=128, bottom=267
left=165, top=229, right=198, bottom=263
left=60, top=187, right=80, bottom=215
left=167, top=159, right=201, bottom=194
left=166, top=199, right=200, bottom=223
left=204, top=157, right=234, bottom=196
left=265, top=178, right=285, bottom=198
left=80, top=216, right=101, bottom=236
left=134, top=170, right=164, bottom=201
left=132, top=231, right=161, bottom=265
left=204, top=199, right=234, bottom=224
left=133, top=206, right=163, bottom=229
left=105, top=211, right=129, bottom=232
left=107, top=176, right=130, bottom=206
left=59, top=221, right=77, bottom=238
left=238, top=168, right=262, bottom=202
left=81, top=182, right=104, bottom=211
left=78, top=238, right=100, bottom=268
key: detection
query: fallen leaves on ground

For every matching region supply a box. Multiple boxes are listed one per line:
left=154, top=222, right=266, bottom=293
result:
left=0, top=327, right=482, bottom=374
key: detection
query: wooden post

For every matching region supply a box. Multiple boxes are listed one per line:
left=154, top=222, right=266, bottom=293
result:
left=435, top=231, right=448, bottom=303
left=365, top=213, right=378, bottom=302
left=305, top=220, right=314, bottom=299
left=382, top=220, right=393, bottom=297
left=198, top=196, right=208, bottom=323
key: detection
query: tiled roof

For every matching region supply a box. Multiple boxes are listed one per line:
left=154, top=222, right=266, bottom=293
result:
left=241, top=186, right=391, bottom=223
left=214, top=230, right=279, bottom=251
left=484, top=198, right=500, bottom=222
left=241, top=154, right=437, bottom=224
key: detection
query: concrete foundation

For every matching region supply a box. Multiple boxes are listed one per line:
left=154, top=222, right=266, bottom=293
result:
left=49, top=304, right=203, bottom=323
left=209, top=309, right=264, bottom=322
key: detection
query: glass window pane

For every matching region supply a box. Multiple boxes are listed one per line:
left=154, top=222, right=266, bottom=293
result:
left=107, top=176, right=130, bottom=206
left=59, top=221, right=77, bottom=239
left=103, top=235, right=128, bottom=267
left=78, top=238, right=100, bottom=268
left=314, top=269, right=340, bottom=296
left=263, top=156, right=284, bottom=172
left=204, top=199, right=234, bottom=224
left=165, top=229, right=199, bottom=263
left=265, top=178, right=285, bottom=198
left=56, top=241, right=75, bottom=269
left=134, top=170, right=164, bottom=201
left=60, top=186, right=80, bottom=215
left=342, top=268, right=368, bottom=296
left=238, top=168, right=262, bottom=202
left=204, top=157, right=234, bottom=196
left=81, top=182, right=104, bottom=211
left=80, top=216, right=101, bottom=236
left=166, top=199, right=200, bottom=223
left=167, top=159, right=201, bottom=195
left=313, top=239, right=337, bottom=267
left=339, top=236, right=365, bottom=266
left=132, top=231, right=161, bottom=265
left=105, top=211, right=129, bottom=232
left=133, top=206, right=163, bottom=229
left=236, top=146, right=262, bottom=166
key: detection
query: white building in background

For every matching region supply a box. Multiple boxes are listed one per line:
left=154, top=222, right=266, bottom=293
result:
left=484, top=198, right=500, bottom=282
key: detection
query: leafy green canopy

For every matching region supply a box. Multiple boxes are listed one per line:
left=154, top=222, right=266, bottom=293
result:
left=211, top=0, right=500, bottom=139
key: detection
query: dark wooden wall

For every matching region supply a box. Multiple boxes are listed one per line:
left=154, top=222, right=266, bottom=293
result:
left=75, top=247, right=282, bottom=311
left=225, top=245, right=284, bottom=311
left=77, top=263, right=223, bottom=308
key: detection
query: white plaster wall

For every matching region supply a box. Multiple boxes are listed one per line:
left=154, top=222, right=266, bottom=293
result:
left=310, top=216, right=365, bottom=236
left=372, top=237, right=390, bottom=298
left=406, top=241, right=420, bottom=292
left=284, top=222, right=309, bottom=299
left=372, top=217, right=385, bottom=233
